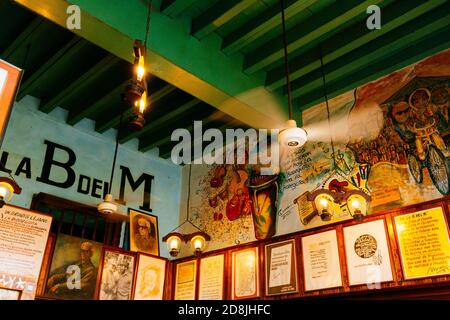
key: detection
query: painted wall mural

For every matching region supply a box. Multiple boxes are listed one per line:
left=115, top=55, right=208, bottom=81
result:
left=188, top=49, right=450, bottom=253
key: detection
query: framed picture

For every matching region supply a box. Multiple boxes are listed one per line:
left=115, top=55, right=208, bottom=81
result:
left=343, top=219, right=394, bottom=287
left=198, top=254, right=225, bottom=300
left=97, top=247, right=136, bottom=300
left=265, top=239, right=298, bottom=296
left=174, top=260, right=197, bottom=300
left=232, top=247, right=259, bottom=300
left=129, top=209, right=159, bottom=256
left=394, top=206, right=450, bottom=280
left=133, top=253, right=167, bottom=300
left=0, top=288, right=21, bottom=300
left=301, top=230, right=342, bottom=291
left=44, top=234, right=102, bottom=300
left=0, top=59, right=22, bottom=143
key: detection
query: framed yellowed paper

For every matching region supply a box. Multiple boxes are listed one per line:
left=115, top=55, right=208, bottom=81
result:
left=198, top=254, right=224, bottom=300
left=174, top=260, right=197, bottom=300
left=129, top=209, right=159, bottom=256
left=232, top=247, right=259, bottom=300
left=133, top=253, right=167, bottom=300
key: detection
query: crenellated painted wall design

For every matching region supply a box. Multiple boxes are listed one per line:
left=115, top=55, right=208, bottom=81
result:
left=186, top=49, right=450, bottom=255
left=0, top=96, right=183, bottom=258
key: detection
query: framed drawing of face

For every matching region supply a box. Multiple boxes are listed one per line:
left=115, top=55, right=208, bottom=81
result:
left=44, top=234, right=103, bottom=300
left=129, top=209, right=159, bottom=256
left=133, top=253, right=167, bottom=300
left=97, top=247, right=136, bottom=300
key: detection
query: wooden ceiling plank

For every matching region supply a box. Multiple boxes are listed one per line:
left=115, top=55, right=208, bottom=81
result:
left=0, top=16, right=43, bottom=59
left=191, top=0, right=257, bottom=39
left=243, top=0, right=383, bottom=74
left=290, top=8, right=450, bottom=99
left=221, top=0, right=318, bottom=55
left=266, top=0, right=447, bottom=90
left=160, top=0, right=196, bottom=18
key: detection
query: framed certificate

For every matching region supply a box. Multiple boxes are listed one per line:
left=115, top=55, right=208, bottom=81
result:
left=394, top=206, right=450, bottom=280
left=343, top=219, right=393, bottom=286
left=301, top=230, right=342, bottom=291
left=265, top=239, right=298, bottom=295
left=174, top=260, right=197, bottom=300
left=232, top=247, right=259, bottom=300
left=198, top=254, right=225, bottom=300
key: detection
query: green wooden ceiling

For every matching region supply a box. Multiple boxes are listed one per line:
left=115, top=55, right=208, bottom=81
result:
left=3, top=0, right=450, bottom=159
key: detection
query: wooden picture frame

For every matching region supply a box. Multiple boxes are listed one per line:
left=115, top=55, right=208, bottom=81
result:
left=264, top=239, right=298, bottom=296
left=132, top=253, right=167, bottom=300
left=129, top=208, right=160, bottom=256
left=0, top=287, right=22, bottom=300
left=96, top=246, right=136, bottom=300
left=174, top=259, right=197, bottom=300
left=392, top=205, right=450, bottom=280
left=232, top=247, right=259, bottom=300
left=343, top=218, right=394, bottom=287
left=198, top=253, right=225, bottom=300
left=301, top=229, right=343, bottom=292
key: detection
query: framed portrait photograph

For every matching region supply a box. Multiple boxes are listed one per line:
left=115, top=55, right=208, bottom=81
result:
left=232, top=247, right=259, bottom=300
left=265, top=239, right=298, bottom=296
left=97, top=247, right=136, bottom=300
left=129, top=209, right=159, bottom=256
left=301, top=230, right=342, bottom=291
left=198, top=254, right=225, bottom=300
left=174, top=260, right=197, bottom=300
left=394, top=207, right=450, bottom=280
left=133, top=253, right=167, bottom=300
left=0, top=288, right=21, bottom=300
left=343, top=219, right=393, bottom=287
left=44, top=234, right=102, bottom=300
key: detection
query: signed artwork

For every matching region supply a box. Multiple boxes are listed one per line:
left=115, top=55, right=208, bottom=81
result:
left=232, top=247, right=259, bottom=300
left=394, top=207, right=450, bottom=279
left=133, top=254, right=166, bottom=300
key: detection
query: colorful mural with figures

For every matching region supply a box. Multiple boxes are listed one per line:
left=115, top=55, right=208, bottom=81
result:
left=187, top=49, right=450, bottom=253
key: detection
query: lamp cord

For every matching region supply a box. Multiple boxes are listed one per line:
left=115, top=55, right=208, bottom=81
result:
left=280, top=0, right=293, bottom=120
left=108, top=110, right=124, bottom=194
left=319, top=47, right=337, bottom=170
left=143, top=0, right=152, bottom=52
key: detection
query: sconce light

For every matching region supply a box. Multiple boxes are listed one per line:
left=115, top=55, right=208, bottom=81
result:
left=0, top=177, right=22, bottom=208
left=162, top=231, right=210, bottom=257
left=308, top=189, right=371, bottom=221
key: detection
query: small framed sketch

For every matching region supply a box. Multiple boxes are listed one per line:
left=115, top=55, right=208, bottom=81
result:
left=198, top=254, right=225, bottom=300
left=232, top=247, right=259, bottom=300
left=97, top=247, right=136, bottom=300
left=394, top=206, right=450, bottom=280
left=343, top=219, right=393, bottom=286
left=0, top=288, right=21, bottom=300
left=129, top=209, right=159, bottom=256
left=301, top=230, right=342, bottom=291
left=174, top=260, right=197, bottom=300
left=133, top=253, right=167, bottom=300
left=265, top=239, right=298, bottom=296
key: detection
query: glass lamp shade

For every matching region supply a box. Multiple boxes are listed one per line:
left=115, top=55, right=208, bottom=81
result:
left=0, top=178, right=21, bottom=208
left=166, top=234, right=182, bottom=257
left=190, top=234, right=207, bottom=256
left=313, top=193, right=335, bottom=221
left=347, top=194, right=368, bottom=221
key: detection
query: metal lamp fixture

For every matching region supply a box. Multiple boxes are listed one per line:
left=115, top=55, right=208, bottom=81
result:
left=278, top=0, right=308, bottom=149
left=162, top=166, right=210, bottom=257
left=0, top=175, right=22, bottom=208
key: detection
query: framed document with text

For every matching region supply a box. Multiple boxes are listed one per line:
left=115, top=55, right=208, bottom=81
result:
left=174, top=260, right=197, bottom=300
left=265, top=239, right=298, bottom=296
left=394, top=207, right=450, bottom=280
left=343, top=219, right=393, bottom=286
left=198, top=254, right=224, bottom=300
left=301, top=230, right=342, bottom=291
left=232, top=247, right=259, bottom=300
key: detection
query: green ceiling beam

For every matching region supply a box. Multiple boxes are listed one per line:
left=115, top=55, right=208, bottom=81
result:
left=191, top=0, right=257, bottom=40
left=14, top=0, right=283, bottom=130
left=296, top=28, right=450, bottom=112
left=67, top=78, right=129, bottom=124
left=118, top=98, right=201, bottom=143
left=243, top=0, right=383, bottom=74
left=17, top=36, right=80, bottom=100
left=160, top=0, right=196, bottom=18
left=221, top=0, right=318, bottom=55
left=290, top=7, right=450, bottom=99
left=38, top=49, right=115, bottom=113
left=0, top=16, right=43, bottom=59
left=266, top=0, right=447, bottom=90
left=96, top=84, right=177, bottom=133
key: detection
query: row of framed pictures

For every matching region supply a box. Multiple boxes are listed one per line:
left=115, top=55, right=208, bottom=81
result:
left=172, top=204, right=450, bottom=299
